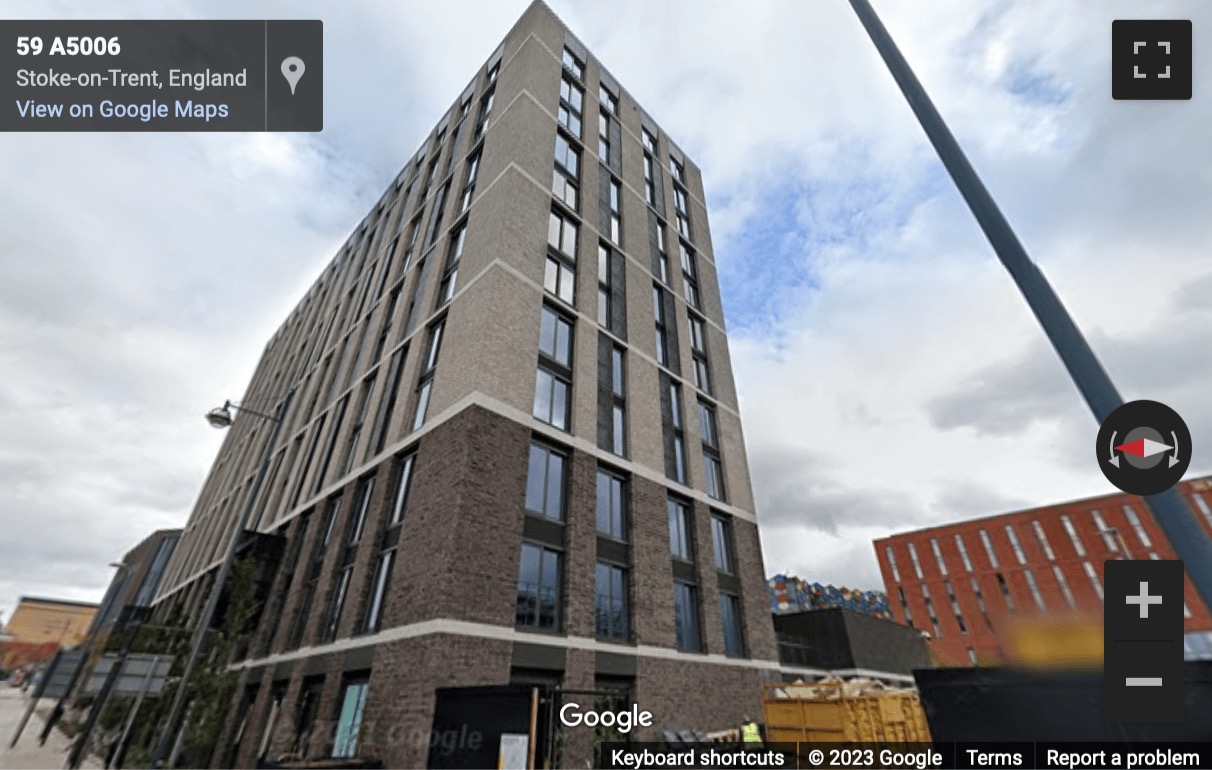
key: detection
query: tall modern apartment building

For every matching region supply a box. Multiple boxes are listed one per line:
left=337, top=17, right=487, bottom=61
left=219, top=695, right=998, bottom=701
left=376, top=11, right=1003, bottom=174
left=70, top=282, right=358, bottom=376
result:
left=153, top=3, right=777, bottom=766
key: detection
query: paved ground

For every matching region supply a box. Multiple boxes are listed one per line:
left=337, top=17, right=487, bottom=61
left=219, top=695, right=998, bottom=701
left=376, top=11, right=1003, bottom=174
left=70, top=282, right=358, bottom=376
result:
left=0, top=687, right=102, bottom=769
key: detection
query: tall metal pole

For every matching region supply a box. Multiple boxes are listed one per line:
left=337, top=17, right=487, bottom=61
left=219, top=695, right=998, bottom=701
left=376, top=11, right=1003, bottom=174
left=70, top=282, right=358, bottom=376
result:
left=151, top=387, right=295, bottom=768
left=847, top=0, right=1212, bottom=608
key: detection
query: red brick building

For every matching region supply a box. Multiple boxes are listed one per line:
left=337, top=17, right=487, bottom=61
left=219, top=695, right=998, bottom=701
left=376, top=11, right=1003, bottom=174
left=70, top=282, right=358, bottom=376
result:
left=873, top=476, right=1212, bottom=666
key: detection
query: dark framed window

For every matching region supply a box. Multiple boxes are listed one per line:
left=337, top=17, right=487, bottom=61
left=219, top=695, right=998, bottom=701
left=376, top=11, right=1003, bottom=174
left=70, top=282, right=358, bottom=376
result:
left=459, top=150, right=480, bottom=214
left=608, top=178, right=621, bottom=245
left=679, top=242, right=700, bottom=309
left=361, top=549, right=395, bottom=634
left=670, top=156, right=685, bottom=183
left=641, top=127, right=657, bottom=152
left=367, top=344, right=407, bottom=459
left=673, top=581, right=701, bottom=651
left=669, top=380, right=687, bottom=484
left=312, top=398, right=348, bottom=494
left=668, top=498, right=693, bottom=561
left=535, top=306, right=573, bottom=431
left=558, top=76, right=583, bottom=137
left=599, top=83, right=618, bottom=114
left=655, top=223, right=670, bottom=284
left=653, top=285, right=670, bottom=368
left=436, top=226, right=466, bottom=308
left=387, top=452, right=415, bottom=527
left=524, top=442, right=567, bottom=521
left=545, top=255, right=576, bottom=305
left=345, top=477, right=376, bottom=546
left=331, top=677, right=370, bottom=759
left=598, top=110, right=610, bottom=164
left=475, top=87, right=495, bottom=140
left=720, top=593, right=745, bottom=656
left=608, top=344, right=625, bottom=456
left=595, top=469, right=627, bottom=540
left=322, top=563, right=353, bottom=643
left=700, top=402, right=724, bottom=500
left=539, top=305, right=574, bottom=366
left=595, top=562, right=629, bottom=642
left=553, top=134, right=580, bottom=210
left=516, top=542, right=562, bottom=630
left=412, top=319, right=444, bottom=431
left=548, top=209, right=578, bottom=257
left=711, top=514, right=735, bottom=575
left=562, top=47, right=584, bottom=80
left=341, top=376, right=376, bottom=477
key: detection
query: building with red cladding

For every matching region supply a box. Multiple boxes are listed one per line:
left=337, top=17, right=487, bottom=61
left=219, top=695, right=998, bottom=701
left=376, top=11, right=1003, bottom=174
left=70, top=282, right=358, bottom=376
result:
left=873, top=476, right=1212, bottom=667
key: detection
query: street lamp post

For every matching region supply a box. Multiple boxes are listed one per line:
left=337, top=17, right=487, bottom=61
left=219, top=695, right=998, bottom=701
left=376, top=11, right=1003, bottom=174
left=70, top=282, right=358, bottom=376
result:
left=150, top=387, right=295, bottom=768
left=847, top=0, right=1212, bottom=609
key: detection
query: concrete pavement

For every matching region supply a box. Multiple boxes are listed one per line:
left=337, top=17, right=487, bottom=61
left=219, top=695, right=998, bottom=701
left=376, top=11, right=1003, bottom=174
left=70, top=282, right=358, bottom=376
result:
left=0, top=687, right=102, bottom=770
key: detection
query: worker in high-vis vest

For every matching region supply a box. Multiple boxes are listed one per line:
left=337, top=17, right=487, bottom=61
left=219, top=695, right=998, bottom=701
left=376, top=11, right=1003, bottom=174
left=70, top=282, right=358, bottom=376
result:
left=741, top=717, right=762, bottom=745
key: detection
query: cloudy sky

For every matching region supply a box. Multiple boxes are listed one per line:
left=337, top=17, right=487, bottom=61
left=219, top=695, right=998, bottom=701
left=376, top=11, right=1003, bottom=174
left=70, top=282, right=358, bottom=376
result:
left=2, top=0, right=1210, bottom=625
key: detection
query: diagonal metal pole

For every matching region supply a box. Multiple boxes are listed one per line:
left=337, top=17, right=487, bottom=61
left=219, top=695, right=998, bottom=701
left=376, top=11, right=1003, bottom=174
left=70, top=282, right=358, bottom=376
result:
left=848, top=0, right=1212, bottom=609
left=150, top=386, right=295, bottom=768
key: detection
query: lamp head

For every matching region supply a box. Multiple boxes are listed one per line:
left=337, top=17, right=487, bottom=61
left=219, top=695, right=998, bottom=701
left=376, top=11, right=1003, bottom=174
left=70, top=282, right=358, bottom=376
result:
left=205, top=402, right=234, bottom=429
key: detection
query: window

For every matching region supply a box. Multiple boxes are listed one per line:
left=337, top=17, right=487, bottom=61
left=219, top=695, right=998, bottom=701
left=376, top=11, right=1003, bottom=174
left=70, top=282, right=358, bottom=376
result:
left=907, top=542, right=924, bottom=579
left=487, top=61, right=499, bottom=83
left=558, top=76, right=583, bottom=136
left=412, top=320, right=444, bottom=431
left=954, top=534, right=973, bottom=572
left=437, top=226, right=466, bottom=308
left=931, top=538, right=948, bottom=576
left=548, top=209, right=578, bottom=257
left=668, top=498, right=692, bottom=561
left=553, top=133, right=579, bottom=207
left=1123, top=505, right=1152, bottom=548
left=679, top=243, right=700, bottom=310
left=539, top=306, right=573, bottom=366
left=996, top=573, right=1016, bottom=612
left=562, top=47, right=584, bottom=80
left=979, top=529, right=1000, bottom=568
left=535, top=308, right=573, bottom=431
left=525, top=443, right=566, bottom=521
left=331, top=679, right=370, bottom=759
left=670, top=156, right=685, bottom=183
left=342, top=376, right=376, bottom=476
left=540, top=252, right=576, bottom=305
left=700, top=401, right=724, bottom=500
left=387, top=453, right=415, bottom=527
left=371, top=289, right=399, bottom=364
left=655, top=225, right=670, bottom=284
left=969, top=577, right=993, bottom=630
left=595, top=562, right=629, bottom=642
left=1032, top=521, right=1055, bottom=561
left=460, top=151, right=480, bottom=214
left=885, top=546, right=901, bottom=582
left=401, top=215, right=422, bottom=270
left=1194, top=493, right=1212, bottom=529
left=362, top=549, right=395, bottom=633
left=944, top=580, right=967, bottom=634
left=641, top=127, right=657, bottom=153
left=711, top=514, right=735, bottom=575
left=374, top=237, right=398, bottom=302
left=720, top=593, right=745, bottom=656
left=1083, top=561, right=1104, bottom=600
left=475, top=88, right=495, bottom=140
left=1091, top=510, right=1118, bottom=552
left=596, top=469, right=627, bottom=540
left=1005, top=524, right=1027, bottom=564
left=346, top=477, right=375, bottom=546
left=367, top=346, right=406, bottom=459
left=1053, top=565, right=1077, bottom=609
left=322, top=564, right=352, bottom=643
left=606, top=343, right=626, bottom=456
left=423, top=180, right=451, bottom=249
left=1024, top=569, right=1046, bottom=611
left=516, top=543, right=561, bottom=630
left=922, top=585, right=941, bottom=638
left=673, top=581, right=701, bottom=651
left=598, top=111, right=610, bottom=164
left=643, top=154, right=655, bottom=205
left=897, top=586, right=914, bottom=628
left=608, top=178, right=621, bottom=245
left=313, top=396, right=349, bottom=493
left=668, top=380, right=687, bottom=484
left=1061, top=515, right=1086, bottom=557
left=654, top=285, right=671, bottom=368
left=599, top=83, right=618, bottom=114
left=597, top=244, right=612, bottom=328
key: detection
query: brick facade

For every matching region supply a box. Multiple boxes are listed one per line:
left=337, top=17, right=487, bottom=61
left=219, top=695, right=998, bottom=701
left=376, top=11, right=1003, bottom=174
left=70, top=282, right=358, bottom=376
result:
left=874, top=476, right=1212, bottom=666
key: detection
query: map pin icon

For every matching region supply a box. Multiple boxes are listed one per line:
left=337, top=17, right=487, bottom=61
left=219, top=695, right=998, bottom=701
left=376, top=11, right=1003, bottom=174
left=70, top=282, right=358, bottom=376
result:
left=281, top=57, right=305, bottom=95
